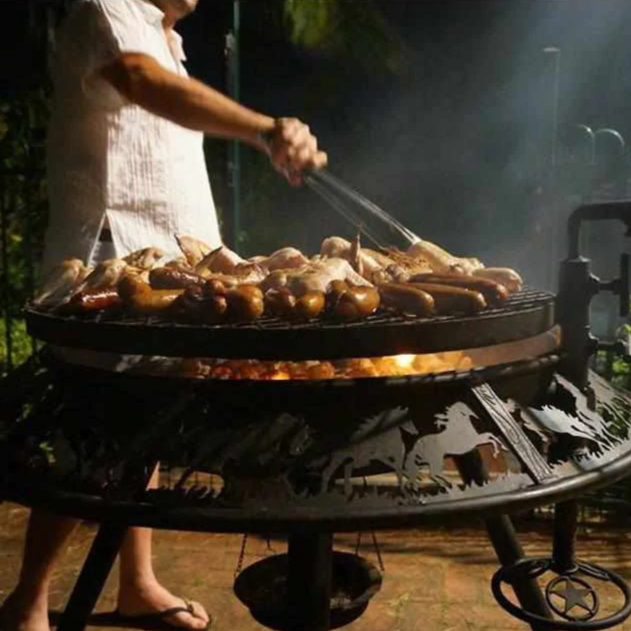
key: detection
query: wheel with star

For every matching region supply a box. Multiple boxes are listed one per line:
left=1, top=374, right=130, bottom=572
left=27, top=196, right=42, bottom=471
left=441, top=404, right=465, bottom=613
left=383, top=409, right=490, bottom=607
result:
left=491, top=557, right=631, bottom=630
left=546, top=575, right=599, bottom=621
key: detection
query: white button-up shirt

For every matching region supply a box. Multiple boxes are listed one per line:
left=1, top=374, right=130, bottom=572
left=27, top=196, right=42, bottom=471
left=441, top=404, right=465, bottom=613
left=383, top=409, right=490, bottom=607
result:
left=43, top=0, right=222, bottom=270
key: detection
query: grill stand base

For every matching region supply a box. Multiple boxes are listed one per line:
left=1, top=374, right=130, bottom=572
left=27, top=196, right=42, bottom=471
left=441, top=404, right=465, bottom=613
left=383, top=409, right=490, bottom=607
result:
left=456, top=451, right=555, bottom=630
left=287, top=533, right=333, bottom=631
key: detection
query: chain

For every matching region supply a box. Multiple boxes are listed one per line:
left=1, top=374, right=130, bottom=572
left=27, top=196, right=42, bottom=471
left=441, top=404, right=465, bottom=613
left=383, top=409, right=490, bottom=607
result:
left=234, top=533, right=249, bottom=578
left=371, top=532, right=385, bottom=573
left=355, top=531, right=385, bottom=573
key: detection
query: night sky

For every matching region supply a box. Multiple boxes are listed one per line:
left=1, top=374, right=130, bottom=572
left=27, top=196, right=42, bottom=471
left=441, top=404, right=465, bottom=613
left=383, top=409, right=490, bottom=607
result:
left=3, top=0, right=631, bottom=286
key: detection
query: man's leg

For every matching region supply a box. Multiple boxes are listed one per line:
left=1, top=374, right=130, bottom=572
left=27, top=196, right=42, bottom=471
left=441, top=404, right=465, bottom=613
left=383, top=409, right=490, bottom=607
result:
left=115, top=468, right=210, bottom=630
left=0, top=509, right=78, bottom=631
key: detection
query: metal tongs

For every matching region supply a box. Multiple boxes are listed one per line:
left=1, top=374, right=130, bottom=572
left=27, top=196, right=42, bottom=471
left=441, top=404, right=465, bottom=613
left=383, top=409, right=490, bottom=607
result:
left=303, top=169, right=419, bottom=249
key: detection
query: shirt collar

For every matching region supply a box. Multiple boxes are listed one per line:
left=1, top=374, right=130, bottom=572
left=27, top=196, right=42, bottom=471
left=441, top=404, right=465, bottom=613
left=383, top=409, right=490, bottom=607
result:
left=169, top=30, right=187, bottom=61
left=136, top=1, right=187, bottom=62
left=137, top=0, right=165, bottom=26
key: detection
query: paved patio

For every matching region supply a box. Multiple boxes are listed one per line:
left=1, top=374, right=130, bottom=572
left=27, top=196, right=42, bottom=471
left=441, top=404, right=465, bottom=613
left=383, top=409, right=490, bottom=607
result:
left=2, top=502, right=631, bottom=630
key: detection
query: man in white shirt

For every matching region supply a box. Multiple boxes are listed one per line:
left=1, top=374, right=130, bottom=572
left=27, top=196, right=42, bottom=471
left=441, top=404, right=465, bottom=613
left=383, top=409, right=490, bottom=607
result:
left=1, top=1, right=326, bottom=631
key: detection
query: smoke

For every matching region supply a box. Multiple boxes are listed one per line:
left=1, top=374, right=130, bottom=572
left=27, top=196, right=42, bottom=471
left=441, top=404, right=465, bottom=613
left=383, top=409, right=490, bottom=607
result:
left=298, top=0, right=631, bottom=289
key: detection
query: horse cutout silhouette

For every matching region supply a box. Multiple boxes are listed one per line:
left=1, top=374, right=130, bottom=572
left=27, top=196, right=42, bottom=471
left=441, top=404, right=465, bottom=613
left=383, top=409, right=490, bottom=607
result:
left=403, top=402, right=505, bottom=489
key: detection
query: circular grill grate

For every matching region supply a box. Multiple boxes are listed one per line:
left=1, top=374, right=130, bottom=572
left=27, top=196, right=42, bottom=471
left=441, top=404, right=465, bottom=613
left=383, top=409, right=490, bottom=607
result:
left=25, top=289, right=555, bottom=360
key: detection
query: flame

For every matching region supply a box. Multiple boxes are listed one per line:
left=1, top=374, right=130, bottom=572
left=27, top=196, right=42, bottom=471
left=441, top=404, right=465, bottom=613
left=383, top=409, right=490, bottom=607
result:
left=393, top=354, right=416, bottom=369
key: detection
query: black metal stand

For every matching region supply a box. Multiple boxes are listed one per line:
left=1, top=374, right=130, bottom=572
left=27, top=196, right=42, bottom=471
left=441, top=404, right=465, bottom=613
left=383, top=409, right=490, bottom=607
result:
left=287, top=532, right=333, bottom=631
left=456, top=451, right=554, bottom=630
left=553, top=501, right=579, bottom=574
left=57, top=522, right=128, bottom=631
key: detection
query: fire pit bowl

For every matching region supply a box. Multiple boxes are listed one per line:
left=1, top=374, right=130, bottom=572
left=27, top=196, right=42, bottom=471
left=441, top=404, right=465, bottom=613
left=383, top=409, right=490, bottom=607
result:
left=234, top=550, right=383, bottom=630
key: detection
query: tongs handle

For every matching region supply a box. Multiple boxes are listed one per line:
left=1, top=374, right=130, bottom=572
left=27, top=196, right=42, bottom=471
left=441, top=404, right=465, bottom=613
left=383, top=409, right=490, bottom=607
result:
left=304, top=169, right=419, bottom=249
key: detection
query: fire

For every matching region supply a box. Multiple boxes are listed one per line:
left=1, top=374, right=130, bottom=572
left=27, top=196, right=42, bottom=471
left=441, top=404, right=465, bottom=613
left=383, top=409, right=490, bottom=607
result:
left=158, top=351, right=473, bottom=381
left=393, top=354, right=416, bottom=369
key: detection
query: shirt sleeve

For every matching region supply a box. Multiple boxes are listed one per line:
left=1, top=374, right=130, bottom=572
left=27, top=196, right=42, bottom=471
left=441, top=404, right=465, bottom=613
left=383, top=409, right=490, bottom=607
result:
left=78, top=0, right=160, bottom=108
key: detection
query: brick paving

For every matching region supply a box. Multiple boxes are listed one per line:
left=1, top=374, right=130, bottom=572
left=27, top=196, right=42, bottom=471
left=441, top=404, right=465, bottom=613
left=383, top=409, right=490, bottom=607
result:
left=2, top=502, right=631, bottom=630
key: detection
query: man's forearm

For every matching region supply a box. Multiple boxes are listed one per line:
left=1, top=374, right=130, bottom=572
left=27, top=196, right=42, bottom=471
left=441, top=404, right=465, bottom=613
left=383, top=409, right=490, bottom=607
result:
left=101, top=53, right=275, bottom=150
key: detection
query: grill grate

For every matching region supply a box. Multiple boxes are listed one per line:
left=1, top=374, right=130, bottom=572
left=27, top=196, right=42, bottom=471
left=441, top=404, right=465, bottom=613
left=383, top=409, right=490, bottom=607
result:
left=25, top=289, right=555, bottom=360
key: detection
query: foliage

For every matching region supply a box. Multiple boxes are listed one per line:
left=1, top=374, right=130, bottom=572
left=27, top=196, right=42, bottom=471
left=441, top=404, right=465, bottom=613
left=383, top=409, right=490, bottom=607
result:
left=0, top=88, right=50, bottom=374
left=283, top=0, right=408, bottom=75
left=0, top=320, right=35, bottom=376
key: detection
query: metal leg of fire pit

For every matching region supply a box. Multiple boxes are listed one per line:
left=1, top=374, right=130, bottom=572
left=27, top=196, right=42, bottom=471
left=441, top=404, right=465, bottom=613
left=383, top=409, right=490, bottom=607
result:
left=455, top=451, right=554, bottom=631
left=287, top=532, right=333, bottom=631
left=57, top=522, right=128, bottom=631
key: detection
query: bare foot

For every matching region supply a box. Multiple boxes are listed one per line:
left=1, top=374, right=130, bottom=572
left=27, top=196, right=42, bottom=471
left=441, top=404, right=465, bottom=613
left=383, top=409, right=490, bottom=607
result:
left=117, top=581, right=210, bottom=630
left=0, top=592, right=50, bottom=631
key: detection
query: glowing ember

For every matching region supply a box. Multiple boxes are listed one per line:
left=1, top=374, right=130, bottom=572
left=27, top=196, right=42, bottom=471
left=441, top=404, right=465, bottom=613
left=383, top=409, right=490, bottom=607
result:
left=394, top=354, right=416, bottom=369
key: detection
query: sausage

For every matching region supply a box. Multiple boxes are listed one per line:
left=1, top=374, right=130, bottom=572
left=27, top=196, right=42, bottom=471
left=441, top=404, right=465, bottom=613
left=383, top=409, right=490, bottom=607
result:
left=294, top=291, right=326, bottom=320
left=406, top=282, right=487, bottom=315
left=472, top=268, right=523, bottom=293
left=203, top=294, right=229, bottom=322
left=265, top=288, right=298, bottom=318
left=325, top=280, right=349, bottom=312
left=204, top=279, right=228, bottom=297
left=62, top=289, right=122, bottom=314
left=408, top=273, right=509, bottom=305
left=334, top=286, right=381, bottom=320
left=226, top=285, right=265, bottom=321
left=149, top=267, right=205, bottom=290
left=171, top=285, right=205, bottom=321
left=328, top=280, right=349, bottom=297
left=118, top=275, right=183, bottom=314
left=377, top=283, right=435, bottom=317
left=172, top=286, right=229, bottom=323
left=235, top=284, right=264, bottom=301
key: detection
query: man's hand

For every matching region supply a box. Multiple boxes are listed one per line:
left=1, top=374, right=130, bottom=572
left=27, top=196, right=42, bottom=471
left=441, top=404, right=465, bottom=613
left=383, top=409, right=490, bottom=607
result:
left=265, top=118, right=328, bottom=186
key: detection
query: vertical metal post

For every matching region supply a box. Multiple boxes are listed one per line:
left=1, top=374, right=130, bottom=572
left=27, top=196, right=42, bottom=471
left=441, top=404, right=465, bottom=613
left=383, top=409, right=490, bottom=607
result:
left=226, top=0, right=241, bottom=252
left=543, top=47, right=561, bottom=291
left=287, top=532, right=333, bottom=631
left=543, top=48, right=561, bottom=175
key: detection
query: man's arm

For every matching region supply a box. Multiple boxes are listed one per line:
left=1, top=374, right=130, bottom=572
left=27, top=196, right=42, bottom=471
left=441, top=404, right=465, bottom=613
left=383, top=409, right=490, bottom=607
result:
left=100, top=52, right=327, bottom=179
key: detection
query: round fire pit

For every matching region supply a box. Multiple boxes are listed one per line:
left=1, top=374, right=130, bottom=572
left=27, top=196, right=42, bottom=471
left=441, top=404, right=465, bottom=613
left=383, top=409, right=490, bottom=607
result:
left=234, top=551, right=382, bottom=630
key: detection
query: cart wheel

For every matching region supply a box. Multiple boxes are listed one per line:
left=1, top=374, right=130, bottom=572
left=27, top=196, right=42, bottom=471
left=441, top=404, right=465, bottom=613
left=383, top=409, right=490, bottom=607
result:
left=491, top=557, right=631, bottom=630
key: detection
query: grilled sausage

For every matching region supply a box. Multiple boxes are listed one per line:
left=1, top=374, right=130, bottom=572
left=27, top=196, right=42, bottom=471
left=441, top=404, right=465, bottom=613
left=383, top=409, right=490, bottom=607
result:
left=265, top=288, right=298, bottom=318
left=325, top=280, right=349, bottom=312
left=472, top=268, right=523, bottom=293
left=204, top=279, right=228, bottom=297
left=172, top=285, right=229, bottom=323
left=295, top=291, right=326, bottom=320
left=204, top=294, right=229, bottom=322
left=377, top=283, right=435, bottom=316
left=408, top=273, right=509, bottom=305
left=149, top=267, right=205, bottom=290
left=118, top=276, right=183, bottom=314
left=235, top=284, right=264, bottom=301
left=172, top=285, right=205, bottom=321
left=62, top=289, right=122, bottom=313
left=226, top=285, right=265, bottom=321
left=334, top=286, right=381, bottom=320
left=406, top=282, right=487, bottom=315
left=328, top=280, right=349, bottom=298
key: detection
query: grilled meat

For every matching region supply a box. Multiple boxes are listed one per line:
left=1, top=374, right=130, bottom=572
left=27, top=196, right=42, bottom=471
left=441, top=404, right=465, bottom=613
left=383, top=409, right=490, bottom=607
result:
left=33, top=259, right=91, bottom=308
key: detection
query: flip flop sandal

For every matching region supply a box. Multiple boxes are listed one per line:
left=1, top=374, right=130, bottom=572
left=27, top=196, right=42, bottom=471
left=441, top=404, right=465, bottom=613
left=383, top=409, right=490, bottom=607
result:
left=111, top=598, right=212, bottom=631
